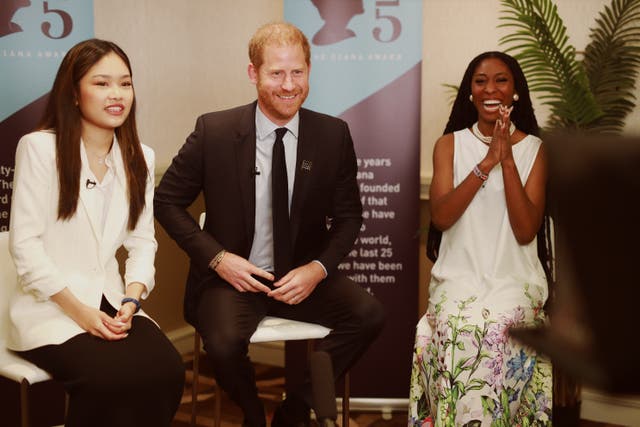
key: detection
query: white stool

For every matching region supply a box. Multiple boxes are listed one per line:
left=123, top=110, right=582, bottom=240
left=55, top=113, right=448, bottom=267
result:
left=190, top=317, right=351, bottom=427
left=192, top=213, right=350, bottom=426
left=0, top=231, right=59, bottom=427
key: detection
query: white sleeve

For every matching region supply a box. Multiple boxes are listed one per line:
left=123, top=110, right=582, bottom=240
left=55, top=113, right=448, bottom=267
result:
left=122, top=145, right=158, bottom=299
left=9, top=133, right=67, bottom=300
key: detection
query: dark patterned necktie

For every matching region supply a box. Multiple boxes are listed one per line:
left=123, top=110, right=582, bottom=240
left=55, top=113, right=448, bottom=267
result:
left=272, top=127, right=292, bottom=279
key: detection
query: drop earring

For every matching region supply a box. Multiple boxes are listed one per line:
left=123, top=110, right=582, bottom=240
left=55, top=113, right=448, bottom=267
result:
left=513, top=93, right=519, bottom=101
left=469, top=94, right=473, bottom=102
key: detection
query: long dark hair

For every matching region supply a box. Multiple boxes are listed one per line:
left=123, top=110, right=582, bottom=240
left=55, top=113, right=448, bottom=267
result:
left=39, top=38, right=148, bottom=231
left=444, top=51, right=539, bottom=136
left=426, top=51, right=553, bottom=286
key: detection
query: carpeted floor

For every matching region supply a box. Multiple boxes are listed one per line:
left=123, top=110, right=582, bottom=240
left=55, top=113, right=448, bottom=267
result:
left=172, top=351, right=621, bottom=427
left=172, top=361, right=284, bottom=426
left=171, top=351, right=407, bottom=427
left=0, top=350, right=622, bottom=426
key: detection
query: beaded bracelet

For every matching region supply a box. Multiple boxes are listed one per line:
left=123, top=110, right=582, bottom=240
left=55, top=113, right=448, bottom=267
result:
left=473, top=164, right=489, bottom=182
left=210, top=249, right=227, bottom=271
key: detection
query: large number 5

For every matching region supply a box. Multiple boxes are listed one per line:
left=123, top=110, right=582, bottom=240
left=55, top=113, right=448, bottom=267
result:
left=373, top=1, right=401, bottom=43
left=41, top=1, right=73, bottom=39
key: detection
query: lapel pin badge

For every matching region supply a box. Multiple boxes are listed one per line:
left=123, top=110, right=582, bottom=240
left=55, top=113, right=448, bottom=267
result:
left=301, top=160, right=312, bottom=172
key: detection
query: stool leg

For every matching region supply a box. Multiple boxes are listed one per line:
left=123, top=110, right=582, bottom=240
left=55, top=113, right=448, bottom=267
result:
left=191, top=333, right=201, bottom=427
left=342, top=372, right=350, bottom=427
left=214, top=384, right=221, bottom=427
left=20, top=380, right=29, bottom=427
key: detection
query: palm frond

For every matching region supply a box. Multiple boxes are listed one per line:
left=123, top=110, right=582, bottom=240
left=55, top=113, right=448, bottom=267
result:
left=583, top=0, right=640, bottom=133
left=442, top=83, right=460, bottom=106
left=499, top=0, right=603, bottom=130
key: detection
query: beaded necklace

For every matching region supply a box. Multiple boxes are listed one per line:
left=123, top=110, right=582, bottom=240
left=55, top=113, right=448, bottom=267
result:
left=471, top=121, right=516, bottom=145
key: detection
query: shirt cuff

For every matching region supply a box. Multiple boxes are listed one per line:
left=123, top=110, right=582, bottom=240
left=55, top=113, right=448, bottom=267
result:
left=312, top=260, right=328, bottom=278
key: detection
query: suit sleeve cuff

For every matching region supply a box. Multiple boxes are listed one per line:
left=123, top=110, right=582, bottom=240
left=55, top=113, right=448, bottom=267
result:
left=312, top=260, right=328, bottom=278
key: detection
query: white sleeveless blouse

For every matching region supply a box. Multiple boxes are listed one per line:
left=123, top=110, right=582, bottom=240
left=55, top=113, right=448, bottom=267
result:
left=430, top=128, right=548, bottom=304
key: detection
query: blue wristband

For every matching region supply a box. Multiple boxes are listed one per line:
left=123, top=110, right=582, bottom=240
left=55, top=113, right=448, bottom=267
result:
left=121, top=297, right=141, bottom=313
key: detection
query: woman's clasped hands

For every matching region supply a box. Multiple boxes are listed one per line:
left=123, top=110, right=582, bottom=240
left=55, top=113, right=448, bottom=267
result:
left=487, top=104, right=514, bottom=165
left=72, top=303, right=133, bottom=341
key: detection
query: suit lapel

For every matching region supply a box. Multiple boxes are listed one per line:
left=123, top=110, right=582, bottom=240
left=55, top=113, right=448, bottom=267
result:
left=78, top=143, right=104, bottom=244
left=234, top=103, right=258, bottom=245
left=78, top=168, right=102, bottom=243
left=290, top=110, right=317, bottom=243
left=77, top=139, right=128, bottom=257
left=101, top=141, right=128, bottom=259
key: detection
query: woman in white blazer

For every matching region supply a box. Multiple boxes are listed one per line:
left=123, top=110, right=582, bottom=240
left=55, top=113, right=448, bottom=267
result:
left=8, top=39, right=184, bottom=427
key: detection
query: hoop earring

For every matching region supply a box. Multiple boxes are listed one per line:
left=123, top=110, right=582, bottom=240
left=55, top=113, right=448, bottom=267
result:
left=513, top=93, right=519, bottom=101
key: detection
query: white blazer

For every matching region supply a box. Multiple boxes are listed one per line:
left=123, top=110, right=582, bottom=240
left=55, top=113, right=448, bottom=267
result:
left=8, top=130, right=157, bottom=351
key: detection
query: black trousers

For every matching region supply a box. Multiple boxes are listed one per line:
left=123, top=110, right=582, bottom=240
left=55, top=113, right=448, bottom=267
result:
left=195, top=274, right=385, bottom=426
left=18, top=297, right=185, bottom=427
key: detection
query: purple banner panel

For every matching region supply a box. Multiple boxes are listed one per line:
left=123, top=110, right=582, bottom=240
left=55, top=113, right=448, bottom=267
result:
left=339, top=63, right=421, bottom=398
left=286, top=0, right=422, bottom=398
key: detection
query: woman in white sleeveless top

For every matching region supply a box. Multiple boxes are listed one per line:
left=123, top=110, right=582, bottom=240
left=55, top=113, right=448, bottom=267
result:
left=409, top=51, right=553, bottom=426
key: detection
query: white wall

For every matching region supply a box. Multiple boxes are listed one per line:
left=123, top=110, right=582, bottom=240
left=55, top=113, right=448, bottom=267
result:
left=422, top=0, right=640, bottom=188
left=94, top=0, right=282, bottom=171
left=93, top=2, right=640, bottom=422
left=95, top=0, right=640, bottom=186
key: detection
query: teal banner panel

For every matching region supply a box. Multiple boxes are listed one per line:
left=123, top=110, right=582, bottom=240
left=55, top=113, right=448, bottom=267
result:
left=0, top=0, right=94, bottom=230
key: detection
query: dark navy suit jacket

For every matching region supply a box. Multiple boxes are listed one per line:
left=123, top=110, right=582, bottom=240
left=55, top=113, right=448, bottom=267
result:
left=154, top=101, right=362, bottom=325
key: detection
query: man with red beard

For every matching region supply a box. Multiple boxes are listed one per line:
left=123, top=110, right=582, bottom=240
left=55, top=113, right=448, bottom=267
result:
left=155, top=22, right=384, bottom=427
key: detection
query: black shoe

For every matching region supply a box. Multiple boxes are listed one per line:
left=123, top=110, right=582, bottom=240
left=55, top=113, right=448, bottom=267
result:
left=271, top=395, right=311, bottom=427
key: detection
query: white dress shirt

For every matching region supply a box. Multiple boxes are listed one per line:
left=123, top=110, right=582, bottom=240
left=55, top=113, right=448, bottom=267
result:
left=248, top=106, right=299, bottom=272
left=80, top=141, right=115, bottom=236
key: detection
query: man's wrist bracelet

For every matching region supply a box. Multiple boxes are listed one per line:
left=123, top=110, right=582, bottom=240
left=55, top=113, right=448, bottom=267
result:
left=121, top=297, right=141, bottom=313
left=210, top=249, right=227, bottom=271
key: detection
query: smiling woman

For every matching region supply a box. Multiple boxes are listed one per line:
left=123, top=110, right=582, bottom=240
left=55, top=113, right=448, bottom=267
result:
left=77, top=52, right=135, bottom=175
left=7, top=38, right=185, bottom=427
left=410, top=51, right=553, bottom=426
left=77, top=52, right=134, bottom=143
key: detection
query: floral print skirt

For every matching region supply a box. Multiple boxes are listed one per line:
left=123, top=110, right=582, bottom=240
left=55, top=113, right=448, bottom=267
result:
left=408, top=287, right=552, bottom=426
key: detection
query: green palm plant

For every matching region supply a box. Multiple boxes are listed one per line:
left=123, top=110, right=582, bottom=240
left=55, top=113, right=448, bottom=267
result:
left=499, top=0, right=640, bottom=133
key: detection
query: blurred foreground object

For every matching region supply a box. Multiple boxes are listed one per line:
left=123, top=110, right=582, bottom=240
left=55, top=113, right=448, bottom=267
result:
left=511, top=132, right=640, bottom=394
